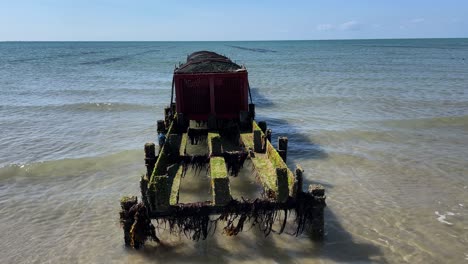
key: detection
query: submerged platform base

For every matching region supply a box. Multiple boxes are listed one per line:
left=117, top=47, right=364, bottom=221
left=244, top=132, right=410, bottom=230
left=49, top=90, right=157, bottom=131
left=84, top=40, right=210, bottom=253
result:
left=120, top=115, right=326, bottom=249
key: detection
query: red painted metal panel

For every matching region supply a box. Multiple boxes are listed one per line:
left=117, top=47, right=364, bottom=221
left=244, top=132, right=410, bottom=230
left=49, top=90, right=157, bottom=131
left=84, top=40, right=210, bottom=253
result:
left=174, top=71, right=249, bottom=120
left=214, top=77, right=242, bottom=116
left=175, top=77, right=183, bottom=113
left=209, top=77, right=215, bottom=115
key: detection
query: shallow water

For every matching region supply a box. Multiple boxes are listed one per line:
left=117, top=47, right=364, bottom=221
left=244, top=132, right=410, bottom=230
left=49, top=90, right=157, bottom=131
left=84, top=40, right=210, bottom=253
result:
left=1, top=39, right=467, bottom=263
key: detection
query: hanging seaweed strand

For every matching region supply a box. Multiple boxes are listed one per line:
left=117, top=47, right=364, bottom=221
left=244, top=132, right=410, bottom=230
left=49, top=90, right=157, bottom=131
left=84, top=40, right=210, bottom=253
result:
left=223, top=151, right=248, bottom=177
left=180, top=154, right=210, bottom=176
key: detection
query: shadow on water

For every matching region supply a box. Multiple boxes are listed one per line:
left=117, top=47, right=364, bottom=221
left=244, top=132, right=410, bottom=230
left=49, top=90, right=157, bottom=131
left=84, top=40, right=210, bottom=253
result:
left=255, top=115, right=328, bottom=161
left=250, top=86, right=327, bottom=160
left=137, top=235, right=233, bottom=263
left=317, top=209, right=387, bottom=263
left=250, top=87, right=275, bottom=107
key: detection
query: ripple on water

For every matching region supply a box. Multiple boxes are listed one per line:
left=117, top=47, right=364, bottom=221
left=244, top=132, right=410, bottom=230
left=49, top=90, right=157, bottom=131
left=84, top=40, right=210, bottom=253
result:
left=1, top=40, right=468, bottom=263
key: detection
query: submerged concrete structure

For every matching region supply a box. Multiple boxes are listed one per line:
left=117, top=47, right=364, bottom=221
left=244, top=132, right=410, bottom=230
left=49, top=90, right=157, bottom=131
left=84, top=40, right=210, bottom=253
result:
left=119, top=51, right=326, bottom=248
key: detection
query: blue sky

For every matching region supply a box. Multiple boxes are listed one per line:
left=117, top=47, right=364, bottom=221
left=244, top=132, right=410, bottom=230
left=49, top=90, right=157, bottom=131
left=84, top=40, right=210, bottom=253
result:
left=0, top=0, right=467, bottom=41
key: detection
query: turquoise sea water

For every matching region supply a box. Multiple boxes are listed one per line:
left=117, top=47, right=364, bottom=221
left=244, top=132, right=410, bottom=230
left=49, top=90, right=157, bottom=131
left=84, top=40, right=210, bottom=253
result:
left=1, top=39, right=467, bottom=263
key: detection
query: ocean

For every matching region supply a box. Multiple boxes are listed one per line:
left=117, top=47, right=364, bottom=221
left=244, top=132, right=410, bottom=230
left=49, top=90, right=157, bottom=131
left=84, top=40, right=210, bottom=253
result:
left=0, top=39, right=467, bottom=263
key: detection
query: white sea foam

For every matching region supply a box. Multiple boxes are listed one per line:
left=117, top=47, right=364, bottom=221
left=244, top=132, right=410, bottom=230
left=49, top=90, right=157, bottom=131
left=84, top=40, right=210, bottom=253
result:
left=435, top=211, right=455, bottom=225
left=378, top=238, right=389, bottom=245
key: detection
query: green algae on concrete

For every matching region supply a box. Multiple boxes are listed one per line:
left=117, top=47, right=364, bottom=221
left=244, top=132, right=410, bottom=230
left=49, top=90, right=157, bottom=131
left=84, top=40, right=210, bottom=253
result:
left=253, top=121, right=264, bottom=152
left=150, top=119, right=178, bottom=180
left=250, top=153, right=277, bottom=192
left=240, top=132, right=254, bottom=149
left=276, top=167, right=289, bottom=202
left=179, top=133, right=188, bottom=156
left=149, top=176, right=170, bottom=211
left=265, top=140, right=295, bottom=196
left=210, top=157, right=231, bottom=205
left=120, top=195, right=138, bottom=210
left=165, top=134, right=181, bottom=156
left=170, top=165, right=184, bottom=205
left=244, top=121, right=296, bottom=199
left=151, top=148, right=169, bottom=179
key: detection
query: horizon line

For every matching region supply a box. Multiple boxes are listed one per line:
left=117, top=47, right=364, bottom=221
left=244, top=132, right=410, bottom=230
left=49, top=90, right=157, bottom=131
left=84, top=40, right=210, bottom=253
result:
left=1, top=37, right=468, bottom=42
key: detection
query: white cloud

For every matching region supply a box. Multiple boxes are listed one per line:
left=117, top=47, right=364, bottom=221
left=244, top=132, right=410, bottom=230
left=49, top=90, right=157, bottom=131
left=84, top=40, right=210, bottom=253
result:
left=316, top=21, right=362, bottom=31
left=339, top=21, right=361, bottom=31
left=316, top=24, right=334, bottom=31
left=410, top=18, right=425, bottom=23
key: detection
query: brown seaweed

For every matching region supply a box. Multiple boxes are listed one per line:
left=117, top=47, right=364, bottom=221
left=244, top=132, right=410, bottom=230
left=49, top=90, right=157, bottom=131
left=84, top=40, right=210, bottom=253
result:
left=223, top=151, right=248, bottom=177
left=153, top=194, right=323, bottom=242
left=120, top=199, right=160, bottom=248
left=180, top=154, right=210, bottom=176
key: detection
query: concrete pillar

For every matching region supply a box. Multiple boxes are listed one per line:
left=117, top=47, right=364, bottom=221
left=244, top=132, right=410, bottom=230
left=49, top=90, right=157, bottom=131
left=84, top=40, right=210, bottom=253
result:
left=258, top=121, right=267, bottom=133
left=144, top=143, right=156, bottom=177
left=266, top=129, right=272, bottom=142
left=119, top=196, right=138, bottom=247
left=149, top=176, right=170, bottom=212
left=294, top=165, right=304, bottom=198
left=276, top=167, right=289, bottom=202
left=308, top=184, right=325, bottom=240
left=157, top=120, right=165, bottom=133
left=253, top=130, right=263, bottom=153
left=140, top=175, right=149, bottom=209
left=278, top=137, right=288, bottom=162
